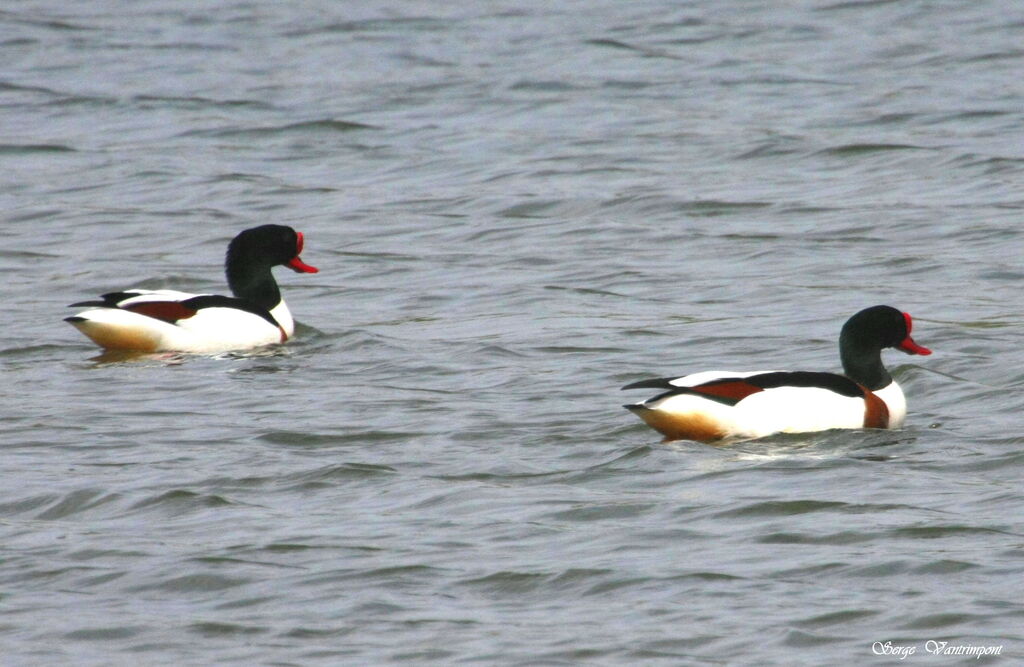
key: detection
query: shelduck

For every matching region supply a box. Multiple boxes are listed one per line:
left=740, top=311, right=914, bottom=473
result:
left=66, top=224, right=318, bottom=353
left=622, top=305, right=931, bottom=442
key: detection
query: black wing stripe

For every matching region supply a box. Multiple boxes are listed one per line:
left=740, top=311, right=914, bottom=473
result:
left=181, top=295, right=281, bottom=329
left=633, top=370, right=864, bottom=407
left=742, top=371, right=863, bottom=398
left=644, top=385, right=747, bottom=407
left=68, top=291, right=142, bottom=308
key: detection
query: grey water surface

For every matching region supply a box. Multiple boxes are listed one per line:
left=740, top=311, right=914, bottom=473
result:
left=3, top=1, right=1024, bottom=664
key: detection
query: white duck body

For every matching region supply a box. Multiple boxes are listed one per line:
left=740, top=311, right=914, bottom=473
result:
left=623, top=306, right=929, bottom=443
left=67, top=290, right=295, bottom=353
left=630, top=370, right=906, bottom=441
left=66, top=225, right=316, bottom=354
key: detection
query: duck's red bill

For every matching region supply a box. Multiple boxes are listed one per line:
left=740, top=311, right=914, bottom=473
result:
left=897, top=337, right=931, bottom=355
left=898, top=312, right=931, bottom=355
left=287, top=257, right=318, bottom=273
left=287, top=231, right=318, bottom=273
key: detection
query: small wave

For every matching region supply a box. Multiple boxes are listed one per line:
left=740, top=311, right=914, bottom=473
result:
left=585, top=38, right=686, bottom=60
left=543, top=502, right=656, bottom=522
left=0, top=343, right=67, bottom=359
left=901, top=612, right=989, bottom=630
left=817, top=0, right=902, bottom=11
left=889, top=524, right=1010, bottom=539
left=128, top=489, right=232, bottom=514
left=283, top=463, right=398, bottom=490
left=282, top=17, right=448, bottom=38
left=34, top=489, right=121, bottom=520
left=814, top=143, right=929, bottom=156
left=759, top=530, right=874, bottom=545
left=0, top=143, right=76, bottom=154
left=736, top=140, right=805, bottom=159
left=133, top=94, right=274, bottom=110
left=63, top=626, right=144, bottom=641
left=963, top=49, right=1024, bottom=64
left=713, top=499, right=848, bottom=518
left=8, top=15, right=94, bottom=31
left=259, top=429, right=419, bottom=447
left=181, top=119, right=379, bottom=139
left=910, top=559, right=977, bottom=574
left=458, top=570, right=556, bottom=594
left=794, top=609, right=880, bottom=628
left=133, top=573, right=249, bottom=593
left=188, top=621, right=266, bottom=637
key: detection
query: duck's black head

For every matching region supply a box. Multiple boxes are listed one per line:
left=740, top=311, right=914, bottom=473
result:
left=839, top=305, right=931, bottom=389
left=227, top=225, right=318, bottom=274
left=225, top=225, right=318, bottom=308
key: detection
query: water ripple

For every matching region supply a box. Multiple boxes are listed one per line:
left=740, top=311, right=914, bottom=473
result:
left=5, top=0, right=1024, bottom=663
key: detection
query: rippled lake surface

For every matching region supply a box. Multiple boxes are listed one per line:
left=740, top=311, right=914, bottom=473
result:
left=3, top=1, right=1024, bottom=664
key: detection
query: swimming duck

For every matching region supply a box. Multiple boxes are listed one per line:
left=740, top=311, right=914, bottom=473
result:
left=66, top=224, right=318, bottom=353
left=622, top=305, right=931, bottom=442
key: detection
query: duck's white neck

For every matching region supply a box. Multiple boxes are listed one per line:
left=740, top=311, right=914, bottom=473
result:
left=270, top=300, right=294, bottom=337
left=876, top=381, right=907, bottom=428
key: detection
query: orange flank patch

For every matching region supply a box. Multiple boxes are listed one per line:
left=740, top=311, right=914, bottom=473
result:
left=124, top=301, right=197, bottom=323
left=68, top=319, right=160, bottom=352
left=691, top=380, right=764, bottom=403
left=862, top=389, right=890, bottom=429
left=630, top=407, right=727, bottom=442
